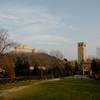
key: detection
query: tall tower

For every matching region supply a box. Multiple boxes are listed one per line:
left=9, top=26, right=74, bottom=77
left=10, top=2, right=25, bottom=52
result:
left=78, top=42, right=88, bottom=65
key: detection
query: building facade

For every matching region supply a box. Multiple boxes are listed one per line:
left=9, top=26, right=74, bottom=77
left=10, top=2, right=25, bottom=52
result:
left=82, top=60, right=92, bottom=76
left=15, top=44, right=34, bottom=53
left=15, top=44, right=42, bottom=54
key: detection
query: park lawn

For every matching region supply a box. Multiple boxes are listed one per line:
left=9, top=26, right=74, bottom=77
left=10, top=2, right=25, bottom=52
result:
left=0, top=79, right=100, bottom=100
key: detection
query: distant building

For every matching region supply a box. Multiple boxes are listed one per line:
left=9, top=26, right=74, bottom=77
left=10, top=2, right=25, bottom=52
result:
left=81, top=60, right=92, bottom=76
left=15, top=44, right=34, bottom=53
left=15, top=44, right=45, bottom=54
left=78, top=42, right=88, bottom=64
left=77, top=42, right=92, bottom=75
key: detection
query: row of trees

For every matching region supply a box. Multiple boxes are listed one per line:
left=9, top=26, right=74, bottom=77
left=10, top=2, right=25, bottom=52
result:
left=0, top=52, right=76, bottom=78
left=14, top=52, right=79, bottom=78
left=0, top=29, right=100, bottom=79
left=14, top=52, right=68, bottom=78
left=0, top=29, right=76, bottom=78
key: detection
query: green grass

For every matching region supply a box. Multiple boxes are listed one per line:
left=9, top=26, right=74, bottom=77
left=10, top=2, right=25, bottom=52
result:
left=0, top=79, right=100, bottom=100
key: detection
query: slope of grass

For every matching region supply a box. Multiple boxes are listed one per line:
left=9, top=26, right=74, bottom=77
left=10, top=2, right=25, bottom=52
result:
left=0, top=79, right=100, bottom=100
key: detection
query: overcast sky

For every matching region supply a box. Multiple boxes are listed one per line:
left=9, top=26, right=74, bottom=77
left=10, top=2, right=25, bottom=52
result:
left=0, top=0, right=99, bottom=60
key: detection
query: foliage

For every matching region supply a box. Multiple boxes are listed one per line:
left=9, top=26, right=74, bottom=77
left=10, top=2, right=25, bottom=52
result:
left=15, top=54, right=30, bottom=76
left=0, top=70, right=8, bottom=78
left=64, top=60, right=75, bottom=76
left=14, top=52, right=65, bottom=77
left=91, top=59, right=100, bottom=72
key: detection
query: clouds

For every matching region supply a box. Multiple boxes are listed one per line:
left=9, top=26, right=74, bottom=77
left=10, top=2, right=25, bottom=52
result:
left=0, top=13, right=17, bottom=20
left=0, top=2, right=88, bottom=59
left=0, top=0, right=99, bottom=59
left=0, top=5, right=71, bottom=54
left=0, top=6, right=65, bottom=34
left=14, top=33, right=71, bottom=46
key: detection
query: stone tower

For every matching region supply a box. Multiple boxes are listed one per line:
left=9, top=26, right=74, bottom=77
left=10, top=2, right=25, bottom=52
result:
left=78, top=42, right=88, bottom=65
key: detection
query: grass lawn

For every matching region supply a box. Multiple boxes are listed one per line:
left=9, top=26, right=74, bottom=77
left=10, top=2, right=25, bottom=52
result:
left=0, top=79, right=100, bottom=100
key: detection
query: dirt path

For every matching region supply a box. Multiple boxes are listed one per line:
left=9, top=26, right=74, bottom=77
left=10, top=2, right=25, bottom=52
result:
left=0, top=78, right=60, bottom=98
left=0, top=85, right=30, bottom=99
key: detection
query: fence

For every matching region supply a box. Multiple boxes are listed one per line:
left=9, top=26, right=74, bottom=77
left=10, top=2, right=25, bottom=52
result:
left=0, top=75, right=94, bottom=85
left=0, top=75, right=59, bottom=84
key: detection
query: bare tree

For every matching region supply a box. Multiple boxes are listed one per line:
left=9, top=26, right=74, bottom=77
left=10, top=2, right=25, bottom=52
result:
left=0, top=29, right=17, bottom=78
left=0, top=29, right=15, bottom=54
left=50, top=50, right=63, bottom=59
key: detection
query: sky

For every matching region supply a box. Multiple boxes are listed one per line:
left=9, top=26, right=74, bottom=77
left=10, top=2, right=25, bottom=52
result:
left=0, top=0, right=99, bottom=60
